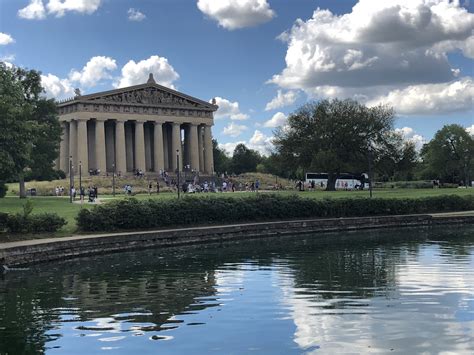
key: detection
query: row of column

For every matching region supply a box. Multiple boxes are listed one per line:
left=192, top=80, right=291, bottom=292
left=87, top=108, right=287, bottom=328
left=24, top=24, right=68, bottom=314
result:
left=59, top=119, right=214, bottom=175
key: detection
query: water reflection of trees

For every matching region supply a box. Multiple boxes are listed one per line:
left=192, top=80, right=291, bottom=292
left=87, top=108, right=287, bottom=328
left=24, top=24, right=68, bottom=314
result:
left=0, top=225, right=472, bottom=354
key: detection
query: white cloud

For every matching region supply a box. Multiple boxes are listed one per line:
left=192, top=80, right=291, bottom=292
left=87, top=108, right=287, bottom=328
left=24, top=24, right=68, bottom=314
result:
left=219, top=141, right=245, bottom=155
left=116, top=55, right=179, bottom=89
left=0, top=33, right=14, bottom=45
left=69, top=56, right=117, bottom=87
left=18, top=0, right=46, bottom=19
left=265, top=90, right=297, bottom=111
left=222, top=122, right=248, bottom=137
left=47, top=0, right=101, bottom=17
left=41, top=73, right=74, bottom=99
left=263, top=112, right=287, bottom=128
left=270, top=0, right=474, bottom=115
left=213, top=97, right=249, bottom=120
left=368, top=78, right=474, bottom=115
left=466, top=125, right=474, bottom=136
left=248, top=130, right=274, bottom=155
left=18, top=0, right=101, bottom=19
left=0, top=54, right=15, bottom=62
left=197, top=0, right=275, bottom=30
left=395, top=126, right=426, bottom=151
left=128, top=8, right=145, bottom=22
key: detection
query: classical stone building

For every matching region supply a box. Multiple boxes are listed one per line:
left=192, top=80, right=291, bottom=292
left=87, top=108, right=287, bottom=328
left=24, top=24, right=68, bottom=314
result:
left=57, top=74, right=217, bottom=176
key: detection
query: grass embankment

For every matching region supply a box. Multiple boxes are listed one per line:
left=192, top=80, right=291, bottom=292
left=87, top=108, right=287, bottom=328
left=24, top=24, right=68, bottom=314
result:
left=5, top=172, right=293, bottom=197
left=0, top=187, right=473, bottom=239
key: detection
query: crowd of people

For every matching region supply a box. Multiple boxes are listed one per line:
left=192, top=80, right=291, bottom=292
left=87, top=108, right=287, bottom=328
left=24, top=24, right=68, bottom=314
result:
left=66, top=185, right=99, bottom=203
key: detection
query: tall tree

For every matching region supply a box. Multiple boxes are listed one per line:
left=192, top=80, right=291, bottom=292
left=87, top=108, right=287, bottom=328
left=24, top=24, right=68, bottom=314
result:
left=230, top=143, right=261, bottom=174
left=420, top=124, right=473, bottom=185
left=212, top=139, right=231, bottom=174
left=0, top=62, right=61, bottom=198
left=273, top=99, right=395, bottom=190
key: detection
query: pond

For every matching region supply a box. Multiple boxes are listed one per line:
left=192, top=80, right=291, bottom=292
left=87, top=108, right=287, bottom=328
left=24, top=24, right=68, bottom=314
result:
left=1, top=226, right=473, bottom=354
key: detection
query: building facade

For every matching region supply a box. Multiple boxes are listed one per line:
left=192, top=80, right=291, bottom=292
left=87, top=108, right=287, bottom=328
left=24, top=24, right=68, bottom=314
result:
left=57, top=74, right=217, bottom=176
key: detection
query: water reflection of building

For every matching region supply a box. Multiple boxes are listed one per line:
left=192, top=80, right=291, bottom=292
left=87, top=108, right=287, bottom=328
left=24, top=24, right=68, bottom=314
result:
left=0, top=250, right=219, bottom=354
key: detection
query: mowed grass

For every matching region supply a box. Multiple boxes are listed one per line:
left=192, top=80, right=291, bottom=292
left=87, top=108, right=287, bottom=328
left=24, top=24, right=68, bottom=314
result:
left=0, top=188, right=472, bottom=237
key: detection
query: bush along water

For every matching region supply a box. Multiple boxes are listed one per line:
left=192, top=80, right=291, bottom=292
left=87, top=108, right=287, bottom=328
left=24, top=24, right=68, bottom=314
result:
left=0, top=200, right=67, bottom=234
left=76, top=194, right=474, bottom=232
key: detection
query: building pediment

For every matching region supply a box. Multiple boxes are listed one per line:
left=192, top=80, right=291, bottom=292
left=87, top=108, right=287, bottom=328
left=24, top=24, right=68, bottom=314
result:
left=58, top=77, right=218, bottom=113
left=84, top=85, right=215, bottom=111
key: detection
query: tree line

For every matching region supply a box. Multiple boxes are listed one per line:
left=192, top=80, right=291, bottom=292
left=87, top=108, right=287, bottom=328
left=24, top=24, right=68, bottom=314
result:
left=214, top=100, right=473, bottom=191
left=1, top=63, right=472, bottom=196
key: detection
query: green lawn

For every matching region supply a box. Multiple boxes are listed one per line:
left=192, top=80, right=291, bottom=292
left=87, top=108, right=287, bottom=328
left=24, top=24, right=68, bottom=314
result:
left=0, top=188, right=472, bottom=237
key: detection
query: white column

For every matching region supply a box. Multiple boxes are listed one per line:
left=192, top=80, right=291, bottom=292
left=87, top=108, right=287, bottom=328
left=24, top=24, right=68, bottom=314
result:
left=153, top=122, right=165, bottom=172
left=77, top=119, right=89, bottom=172
left=69, top=120, right=78, bottom=172
left=198, top=125, right=204, bottom=173
left=189, top=123, right=200, bottom=171
left=95, top=119, right=106, bottom=174
left=115, top=120, right=127, bottom=175
left=203, top=124, right=214, bottom=174
left=59, top=121, right=69, bottom=173
left=134, top=121, right=146, bottom=172
left=171, top=122, right=182, bottom=171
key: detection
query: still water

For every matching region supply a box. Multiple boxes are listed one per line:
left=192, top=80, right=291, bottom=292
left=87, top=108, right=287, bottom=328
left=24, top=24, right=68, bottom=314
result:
left=1, top=226, right=473, bottom=354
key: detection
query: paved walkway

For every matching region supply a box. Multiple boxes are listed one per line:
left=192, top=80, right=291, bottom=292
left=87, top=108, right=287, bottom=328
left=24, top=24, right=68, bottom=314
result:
left=1, top=211, right=473, bottom=250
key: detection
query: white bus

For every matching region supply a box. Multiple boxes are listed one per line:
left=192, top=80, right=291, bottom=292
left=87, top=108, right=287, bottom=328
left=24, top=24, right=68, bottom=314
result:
left=305, top=173, right=368, bottom=190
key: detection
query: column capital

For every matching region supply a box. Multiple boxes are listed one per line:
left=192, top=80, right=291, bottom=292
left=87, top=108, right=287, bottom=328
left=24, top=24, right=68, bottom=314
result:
left=135, top=120, right=145, bottom=125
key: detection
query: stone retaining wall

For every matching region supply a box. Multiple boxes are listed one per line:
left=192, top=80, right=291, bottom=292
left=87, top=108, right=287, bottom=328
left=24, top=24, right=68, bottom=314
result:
left=1, top=214, right=473, bottom=267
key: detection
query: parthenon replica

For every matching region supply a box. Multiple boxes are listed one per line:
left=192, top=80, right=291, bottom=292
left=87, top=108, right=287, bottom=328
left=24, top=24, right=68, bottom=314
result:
left=57, top=74, right=217, bottom=176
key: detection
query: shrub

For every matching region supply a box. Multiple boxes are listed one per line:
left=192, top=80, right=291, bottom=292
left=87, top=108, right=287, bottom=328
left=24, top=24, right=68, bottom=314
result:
left=0, top=212, right=8, bottom=232
left=76, top=194, right=474, bottom=232
left=0, top=182, right=8, bottom=198
left=5, top=213, right=67, bottom=234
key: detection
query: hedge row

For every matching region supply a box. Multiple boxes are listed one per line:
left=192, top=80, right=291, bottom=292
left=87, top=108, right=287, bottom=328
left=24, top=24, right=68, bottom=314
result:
left=0, top=211, right=67, bottom=234
left=76, top=194, right=474, bottom=232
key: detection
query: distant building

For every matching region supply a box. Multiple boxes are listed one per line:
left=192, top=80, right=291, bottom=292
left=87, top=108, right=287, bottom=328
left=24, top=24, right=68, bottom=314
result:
left=57, top=74, right=217, bottom=176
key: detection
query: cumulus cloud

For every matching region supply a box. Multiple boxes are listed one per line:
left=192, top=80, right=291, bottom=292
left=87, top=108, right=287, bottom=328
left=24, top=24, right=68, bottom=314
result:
left=219, top=141, right=245, bottom=155
left=248, top=130, right=274, bottom=155
left=222, top=122, right=248, bottom=137
left=270, top=0, right=474, bottom=115
left=69, top=56, right=117, bottom=87
left=395, top=126, right=426, bottom=151
left=0, top=33, right=14, bottom=45
left=197, top=0, right=275, bottom=30
left=128, top=8, right=146, bottom=22
left=263, top=112, right=287, bottom=128
left=367, top=78, right=474, bottom=115
left=213, top=97, right=249, bottom=120
left=466, top=125, right=474, bottom=136
left=18, top=0, right=101, bottom=19
left=18, top=0, right=46, bottom=19
left=116, top=55, right=179, bottom=89
left=41, top=73, right=74, bottom=99
left=265, top=90, right=297, bottom=111
left=220, top=130, right=274, bottom=156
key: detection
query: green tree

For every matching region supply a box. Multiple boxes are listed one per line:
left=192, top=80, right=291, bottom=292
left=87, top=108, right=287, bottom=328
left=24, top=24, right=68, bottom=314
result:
left=0, top=62, right=61, bottom=197
left=273, top=99, right=396, bottom=190
left=230, top=143, right=261, bottom=174
left=420, top=124, right=473, bottom=185
left=212, top=139, right=231, bottom=174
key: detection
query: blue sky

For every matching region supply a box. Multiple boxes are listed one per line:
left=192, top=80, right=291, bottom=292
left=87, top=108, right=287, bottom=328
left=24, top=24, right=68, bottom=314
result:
left=0, top=0, right=473, bottom=155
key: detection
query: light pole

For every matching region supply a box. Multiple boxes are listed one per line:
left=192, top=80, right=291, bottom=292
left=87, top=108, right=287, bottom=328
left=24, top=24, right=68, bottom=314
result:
left=112, top=162, right=116, bottom=197
left=79, top=160, right=82, bottom=193
left=176, top=149, right=180, bottom=199
left=368, top=145, right=373, bottom=198
left=69, top=156, right=74, bottom=203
